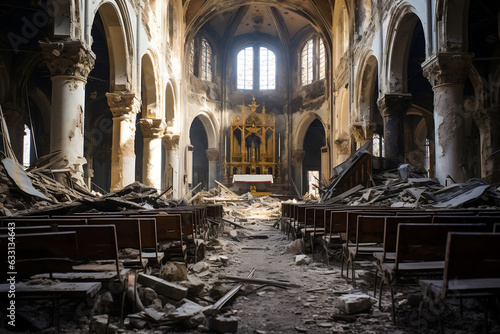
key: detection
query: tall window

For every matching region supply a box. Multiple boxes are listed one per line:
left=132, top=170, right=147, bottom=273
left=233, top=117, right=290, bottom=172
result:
left=260, top=47, right=276, bottom=90
left=237, top=47, right=253, bottom=90
left=319, top=39, right=326, bottom=80
left=301, top=36, right=327, bottom=86
left=237, top=45, right=276, bottom=91
left=301, top=39, right=313, bottom=85
left=201, top=38, right=212, bottom=82
left=189, top=40, right=195, bottom=75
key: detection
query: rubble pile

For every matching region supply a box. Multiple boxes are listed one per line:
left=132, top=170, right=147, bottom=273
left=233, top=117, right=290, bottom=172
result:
left=191, top=187, right=283, bottom=220
left=320, top=164, right=500, bottom=209
left=0, top=157, right=182, bottom=216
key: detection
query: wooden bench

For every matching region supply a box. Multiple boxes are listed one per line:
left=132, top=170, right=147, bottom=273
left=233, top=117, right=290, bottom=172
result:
left=419, top=232, right=500, bottom=331
left=379, top=223, right=490, bottom=323
left=86, top=217, right=145, bottom=268
left=0, top=231, right=101, bottom=331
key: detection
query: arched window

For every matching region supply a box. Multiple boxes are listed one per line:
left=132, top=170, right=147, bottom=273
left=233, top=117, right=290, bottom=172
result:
left=260, top=47, right=276, bottom=90
left=201, top=38, right=212, bottom=82
left=237, top=45, right=276, bottom=91
left=301, top=39, right=313, bottom=85
left=189, top=39, right=195, bottom=75
left=237, top=46, right=253, bottom=90
left=319, top=39, right=326, bottom=80
left=301, top=36, right=327, bottom=86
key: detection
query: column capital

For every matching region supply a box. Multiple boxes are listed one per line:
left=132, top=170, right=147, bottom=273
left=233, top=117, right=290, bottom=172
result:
left=291, top=150, right=306, bottom=165
left=139, top=118, right=165, bottom=138
left=205, top=148, right=219, bottom=162
left=377, top=93, right=412, bottom=117
left=422, top=52, right=473, bottom=87
left=350, top=122, right=377, bottom=143
left=106, top=92, right=141, bottom=118
left=334, top=137, right=350, bottom=155
left=162, top=134, right=180, bottom=150
left=40, top=40, right=95, bottom=81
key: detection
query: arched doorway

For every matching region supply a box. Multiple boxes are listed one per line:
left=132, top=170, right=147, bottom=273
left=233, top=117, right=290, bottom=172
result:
left=189, top=117, right=209, bottom=192
left=302, top=119, right=326, bottom=197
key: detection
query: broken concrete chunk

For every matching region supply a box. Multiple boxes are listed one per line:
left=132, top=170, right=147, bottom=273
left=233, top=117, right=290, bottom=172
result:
left=285, top=239, right=304, bottom=254
left=338, top=294, right=375, bottom=314
left=169, top=299, right=212, bottom=320
left=138, top=273, right=188, bottom=301
left=185, top=311, right=206, bottom=329
left=93, top=314, right=109, bottom=334
left=192, top=261, right=209, bottom=273
left=144, top=307, right=165, bottom=321
left=138, top=286, right=158, bottom=306
left=159, top=261, right=188, bottom=282
left=295, top=254, right=312, bottom=265
left=181, top=275, right=206, bottom=298
left=210, top=315, right=239, bottom=333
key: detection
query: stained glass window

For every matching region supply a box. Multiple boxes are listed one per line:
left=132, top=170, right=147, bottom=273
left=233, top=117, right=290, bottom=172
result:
left=189, top=39, right=195, bottom=75
left=237, top=47, right=254, bottom=90
left=260, top=47, right=276, bottom=90
left=201, top=38, right=212, bottom=82
left=319, top=39, right=326, bottom=80
left=301, top=39, right=313, bottom=85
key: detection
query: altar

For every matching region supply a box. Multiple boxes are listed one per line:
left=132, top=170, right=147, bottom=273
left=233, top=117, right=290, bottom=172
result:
left=223, top=97, right=281, bottom=190
left=231, top=174, right=274, bottom=196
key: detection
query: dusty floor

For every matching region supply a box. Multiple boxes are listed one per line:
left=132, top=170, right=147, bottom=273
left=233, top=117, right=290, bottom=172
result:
left=179, top=218, right=500, bottom=334
left=6, top=217, right=500, bottom=334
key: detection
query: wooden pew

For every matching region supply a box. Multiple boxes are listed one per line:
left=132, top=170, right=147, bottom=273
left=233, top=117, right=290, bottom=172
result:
left=419, top=232, right=500, bottom=331
left=379, top=223, right=490, bottom=323
left=86, top=217, right=145, bottom=268
left=0, top=231, right=101, bottom=331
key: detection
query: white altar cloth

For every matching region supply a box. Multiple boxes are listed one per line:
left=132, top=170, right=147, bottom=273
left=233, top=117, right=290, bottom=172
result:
left=232, top=174, right=274, bottom=185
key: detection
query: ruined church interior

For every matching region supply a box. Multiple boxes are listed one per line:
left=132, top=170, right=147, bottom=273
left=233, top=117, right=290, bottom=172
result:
left=1, top=0, right=500, bottom=333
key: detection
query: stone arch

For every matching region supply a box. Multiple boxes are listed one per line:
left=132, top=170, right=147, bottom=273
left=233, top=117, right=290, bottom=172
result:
left=190, top=111, right=219, bottom=149
left=356, top=53, right=379, bottom=123
left=141, top=51, right=158, bottom=118
left=292, top=112, right=326, bottom=151
left=385, top=6, right=424, bottom=93
left=95, top=2, right=132, bottom=91
left=436, top=0, right=468, bottom=52
left=333, top=0, right=349, bottom=69
left=165, top=80, right=176, bottom=129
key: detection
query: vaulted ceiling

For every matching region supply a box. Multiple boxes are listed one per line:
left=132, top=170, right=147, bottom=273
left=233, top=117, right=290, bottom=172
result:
left=184, top=0, right=335, bottom=46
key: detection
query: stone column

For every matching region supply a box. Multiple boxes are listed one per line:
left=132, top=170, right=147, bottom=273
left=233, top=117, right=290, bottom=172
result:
left=377, top=93, right=412, bottom=168
left=105, top=92, right=140, bottom=191
left=40, top=40, right=95, bottom=184
left=291, top=149, right=306, bottom=195
left=162, top=134, right=180, bottom=198
left=139, top=118, right=165, bottom=189
left=423, top=52, right=472, bottom=184
left=205, top=148, right=219, bottom=190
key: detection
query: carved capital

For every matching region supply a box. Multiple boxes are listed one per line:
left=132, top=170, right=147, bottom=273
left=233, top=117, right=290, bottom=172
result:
left=422, top=52, right=473, bottom=87
left=350, top=122, right=377, bottom=142
left=377, top=93, right=412, bottom=117
left=40, top=40, right=95, bottom=81
left=162, top=134, right=180, bottom=150
left=205, top=148, right=219, bottom=162
left=291, top=150, right=306, bottom=165
left=139, top=118, right=165, bottom=138
left=334, top=137, right=350, bottom=155
left=106, top=92, right=141, bottom=118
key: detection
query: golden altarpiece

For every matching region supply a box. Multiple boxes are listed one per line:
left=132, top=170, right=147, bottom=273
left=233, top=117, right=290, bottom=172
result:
left=223, top=97, right=281, bottom=182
